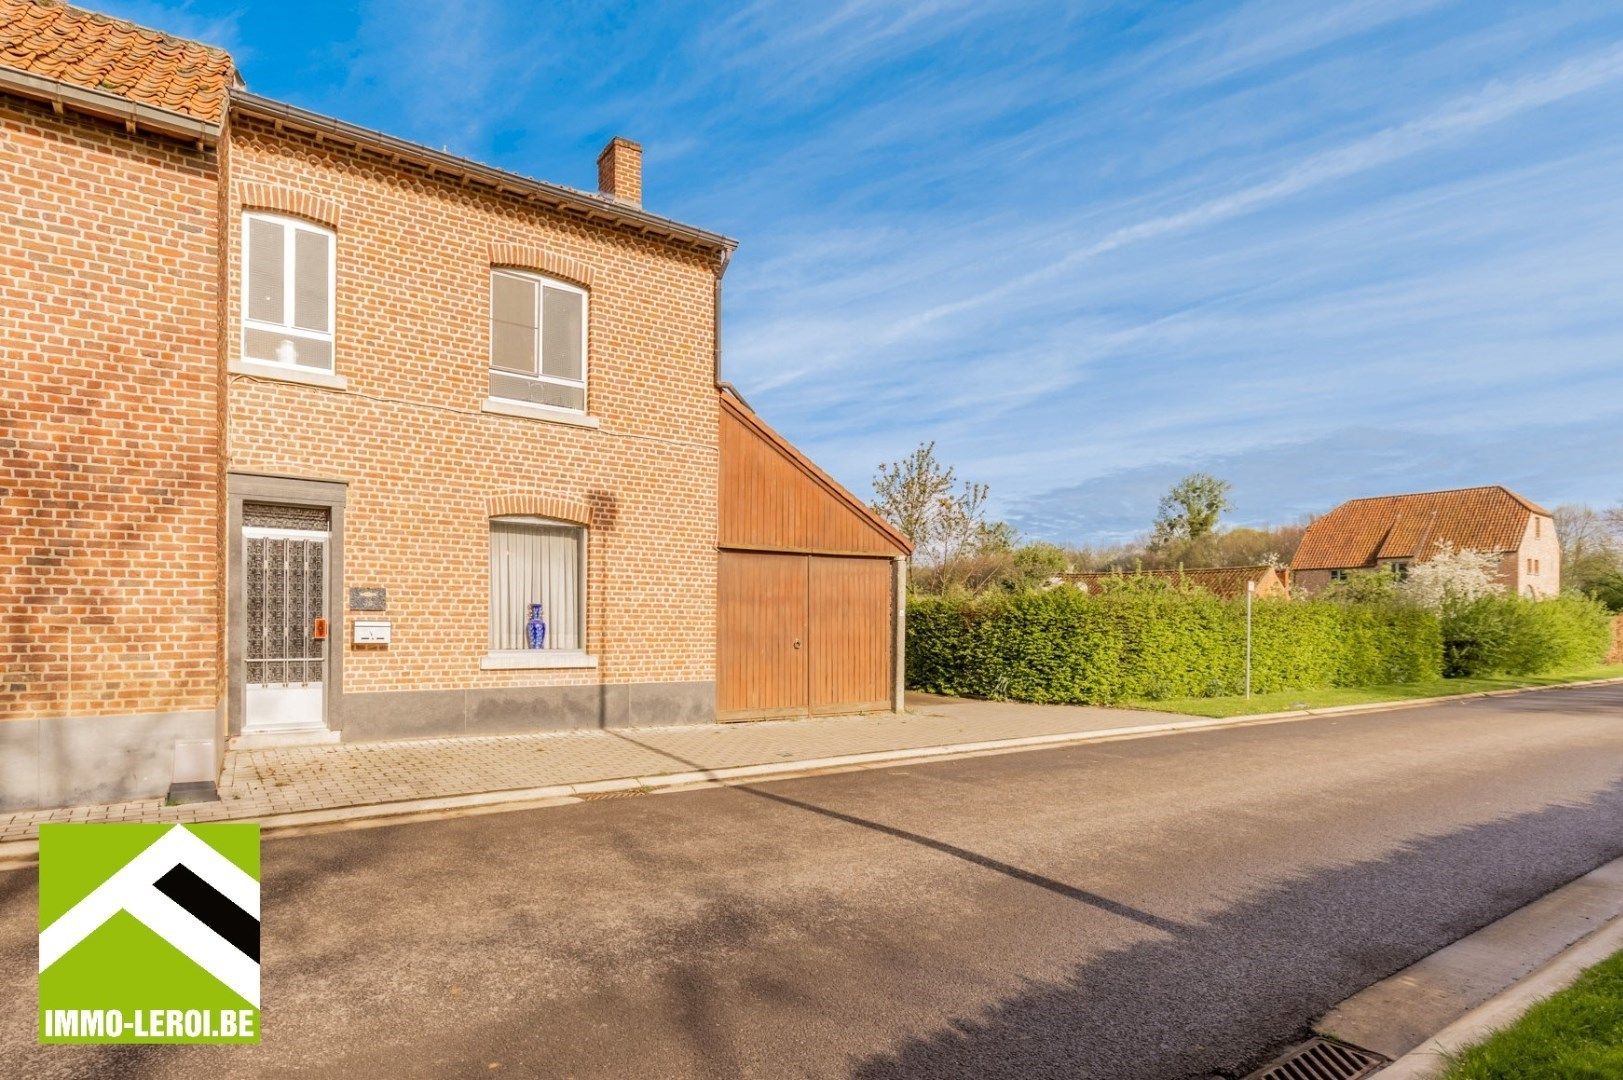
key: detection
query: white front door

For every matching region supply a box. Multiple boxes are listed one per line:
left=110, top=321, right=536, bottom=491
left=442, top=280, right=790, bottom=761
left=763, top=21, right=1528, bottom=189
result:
left=244, top=525, right=329, bottom=733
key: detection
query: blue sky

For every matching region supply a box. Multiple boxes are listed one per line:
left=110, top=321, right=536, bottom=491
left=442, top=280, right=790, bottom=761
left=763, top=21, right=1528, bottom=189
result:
left=117, top=0, right=1623, bottom=543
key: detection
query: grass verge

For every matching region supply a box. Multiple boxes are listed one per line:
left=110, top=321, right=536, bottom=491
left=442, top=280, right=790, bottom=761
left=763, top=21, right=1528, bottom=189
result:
left=1436, top=946, right=1623, bottom=1079
left=1123, top=664, right=1623, bottom=718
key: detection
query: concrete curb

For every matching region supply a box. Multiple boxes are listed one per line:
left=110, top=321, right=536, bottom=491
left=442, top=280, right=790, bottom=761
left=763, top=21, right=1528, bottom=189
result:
left=1, top=676, right=1616, bottom=872
left=1375, top=911, right=1623, bottom=1078
left=0, top=707, right=1315, bottom=869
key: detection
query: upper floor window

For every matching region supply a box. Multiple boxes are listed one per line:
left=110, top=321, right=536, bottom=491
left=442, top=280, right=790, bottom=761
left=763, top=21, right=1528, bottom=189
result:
left=489, top=270, right=586, bottom=413
left=242, top=213, right=335, bottom=373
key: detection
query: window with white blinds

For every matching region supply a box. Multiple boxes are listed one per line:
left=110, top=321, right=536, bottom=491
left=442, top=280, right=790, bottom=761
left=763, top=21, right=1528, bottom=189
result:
left=489, top=518, right=584, bottom=652
left=489, top=270, right=587, bottom=412
left=241, top=213, right=335, bottom=372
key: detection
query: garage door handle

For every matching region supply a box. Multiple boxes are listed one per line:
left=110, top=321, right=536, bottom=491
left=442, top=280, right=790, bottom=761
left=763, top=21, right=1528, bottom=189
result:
left=793, top=639, right=802, bottom=649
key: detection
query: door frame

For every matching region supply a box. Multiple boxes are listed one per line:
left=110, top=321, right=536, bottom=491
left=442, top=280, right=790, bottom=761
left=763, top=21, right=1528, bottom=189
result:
left=241, top=523, right=331, bottom=732
left=227, top=473, right=347, bottom=740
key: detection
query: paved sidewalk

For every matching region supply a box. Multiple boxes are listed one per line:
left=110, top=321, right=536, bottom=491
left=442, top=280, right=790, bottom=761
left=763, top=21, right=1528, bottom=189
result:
left=0, top=695, right=1165, bottom=843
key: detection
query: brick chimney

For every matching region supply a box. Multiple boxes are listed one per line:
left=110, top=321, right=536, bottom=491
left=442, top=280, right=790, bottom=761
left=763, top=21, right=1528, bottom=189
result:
left=596, top=137, right=643, bottom=207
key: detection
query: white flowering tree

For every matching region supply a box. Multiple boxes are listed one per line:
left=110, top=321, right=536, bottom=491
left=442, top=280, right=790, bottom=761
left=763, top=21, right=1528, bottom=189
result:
left=1400, top=543, right=1502, bottom=610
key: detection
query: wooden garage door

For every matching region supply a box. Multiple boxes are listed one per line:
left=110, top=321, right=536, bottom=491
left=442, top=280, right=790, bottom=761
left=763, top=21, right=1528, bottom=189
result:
left=717, top=551, right=893, bottom=720
left=717, top=552, right=808, bottom=720
left=809, top=555, right=893, bottom=715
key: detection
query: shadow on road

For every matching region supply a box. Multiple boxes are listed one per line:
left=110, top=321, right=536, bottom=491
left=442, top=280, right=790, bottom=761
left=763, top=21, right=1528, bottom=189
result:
left=847, top=777, right=1623, bottom=1080
left=602, top=731, right=1187, bottom=934
left=603, top=730, right=1623, bottom=1080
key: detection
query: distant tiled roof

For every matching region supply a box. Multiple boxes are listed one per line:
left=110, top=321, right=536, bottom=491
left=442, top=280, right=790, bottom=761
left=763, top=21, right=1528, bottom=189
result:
left=1060, top=565, right=1285, bottom=600
left=0, top=0, right=235, bottom=124
left=1291, top=485, right=1549, bottom=571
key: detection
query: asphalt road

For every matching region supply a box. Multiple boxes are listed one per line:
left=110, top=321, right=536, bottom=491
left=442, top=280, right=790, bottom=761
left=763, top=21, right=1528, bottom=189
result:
left=3, top=684, right=1621, bottom=1079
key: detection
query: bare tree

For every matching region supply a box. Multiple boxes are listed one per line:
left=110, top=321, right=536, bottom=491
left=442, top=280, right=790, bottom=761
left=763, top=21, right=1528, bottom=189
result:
left=871, top=442, right=955, bottom=549
left=872, top=442, right=1007, bottom=584
left=1553, top=504, right=1612, bottom=564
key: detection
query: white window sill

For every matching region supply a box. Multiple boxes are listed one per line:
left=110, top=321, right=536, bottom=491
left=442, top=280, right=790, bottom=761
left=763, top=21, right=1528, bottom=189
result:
left=231, top=359, right=349, bottom=391
left=481, top=397, right=600, bottom=429
left=480, top=650, right=598, bottom=670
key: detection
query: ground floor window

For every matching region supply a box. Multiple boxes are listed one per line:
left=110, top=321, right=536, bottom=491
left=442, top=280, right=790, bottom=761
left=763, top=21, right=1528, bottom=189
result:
left=489, top=517, right=583, bottom=652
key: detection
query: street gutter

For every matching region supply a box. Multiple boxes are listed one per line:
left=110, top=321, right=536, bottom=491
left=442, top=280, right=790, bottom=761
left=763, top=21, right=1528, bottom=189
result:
left=1317, top=854, right=1623, bottom=1078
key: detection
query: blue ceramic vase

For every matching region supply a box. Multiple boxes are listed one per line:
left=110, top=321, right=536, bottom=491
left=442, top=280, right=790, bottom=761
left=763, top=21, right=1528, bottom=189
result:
left=526, top=604, right=547, bottom=649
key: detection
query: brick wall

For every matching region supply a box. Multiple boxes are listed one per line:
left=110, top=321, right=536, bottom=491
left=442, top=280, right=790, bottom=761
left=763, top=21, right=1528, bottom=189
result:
left=1608, top=615, right=1623, bottom=666
left=1503, top=514, right=1561, bottom=598
left=225, top=116, right=721, bottom=696
left=0, top=93, right=221, bottom=722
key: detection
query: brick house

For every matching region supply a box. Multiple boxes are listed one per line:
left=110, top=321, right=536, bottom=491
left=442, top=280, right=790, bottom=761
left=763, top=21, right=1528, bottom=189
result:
left=1, top=0, right=908, bottom=812
left=1291, top=486, right=1559, bottom=597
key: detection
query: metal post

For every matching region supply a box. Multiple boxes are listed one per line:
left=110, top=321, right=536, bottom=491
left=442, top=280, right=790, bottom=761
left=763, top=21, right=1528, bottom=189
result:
left=1245, top=579, right=1255, bottom=699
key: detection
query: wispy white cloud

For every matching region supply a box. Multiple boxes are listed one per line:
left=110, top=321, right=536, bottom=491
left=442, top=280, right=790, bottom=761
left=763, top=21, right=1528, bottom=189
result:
left=872, top=39, right=1623, bottom=351
left=212, top=0, right=1623, bottom=540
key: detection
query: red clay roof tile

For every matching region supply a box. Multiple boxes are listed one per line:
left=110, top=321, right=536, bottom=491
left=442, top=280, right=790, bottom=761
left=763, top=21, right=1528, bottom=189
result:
left=0, top=0, right=234, bottom=124
left=1291, top=485, right=1549, bottom=571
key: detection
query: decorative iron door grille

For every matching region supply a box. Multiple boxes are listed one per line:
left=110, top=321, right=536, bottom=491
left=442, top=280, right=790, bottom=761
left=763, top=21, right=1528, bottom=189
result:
left=244, top=528, right=328, bottom=690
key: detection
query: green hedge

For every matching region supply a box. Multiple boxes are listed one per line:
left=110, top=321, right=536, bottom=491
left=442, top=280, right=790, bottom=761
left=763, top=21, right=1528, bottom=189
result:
left=1441, top=593, right=1614, bottom=677
left=906, top=588, right=1443, bottom=704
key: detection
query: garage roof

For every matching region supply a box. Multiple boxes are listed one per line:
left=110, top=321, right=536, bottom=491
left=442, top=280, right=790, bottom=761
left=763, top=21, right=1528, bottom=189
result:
left=719, top=389, right=912, bottom=558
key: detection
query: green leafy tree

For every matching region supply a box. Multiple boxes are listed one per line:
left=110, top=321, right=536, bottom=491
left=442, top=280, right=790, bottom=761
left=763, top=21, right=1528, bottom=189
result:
left=1150, top=473, right=1234, bottom=552
left=1005, top=541, right=1070, bottom=590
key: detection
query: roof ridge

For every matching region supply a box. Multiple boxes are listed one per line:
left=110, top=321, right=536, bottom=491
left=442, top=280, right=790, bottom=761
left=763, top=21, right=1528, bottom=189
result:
left=26, top=0, right=229, bottom=58
left=1337, top=483, right=1532, bottom=504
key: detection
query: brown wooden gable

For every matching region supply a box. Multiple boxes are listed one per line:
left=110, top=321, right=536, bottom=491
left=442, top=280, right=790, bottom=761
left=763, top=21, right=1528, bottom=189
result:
left=718, top=390, right=911, bottom=558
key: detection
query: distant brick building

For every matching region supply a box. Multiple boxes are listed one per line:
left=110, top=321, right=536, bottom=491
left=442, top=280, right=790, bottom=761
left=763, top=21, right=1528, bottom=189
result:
left=1291, top=486, right=1559, bottom=597
left=0, top=0, right=907, bottom=812
left=1058, top=565, right=1291, bottom=600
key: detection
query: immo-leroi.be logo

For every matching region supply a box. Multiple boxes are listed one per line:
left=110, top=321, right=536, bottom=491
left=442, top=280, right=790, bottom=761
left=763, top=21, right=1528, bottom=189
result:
left=38, top=823, right=261, bottom=1045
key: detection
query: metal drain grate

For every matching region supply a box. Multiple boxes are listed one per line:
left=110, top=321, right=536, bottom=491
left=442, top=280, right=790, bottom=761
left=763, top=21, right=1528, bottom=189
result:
left=1243, top=1037, right=1386, bottom=1080
left=578, top=789, right=649, bottom=801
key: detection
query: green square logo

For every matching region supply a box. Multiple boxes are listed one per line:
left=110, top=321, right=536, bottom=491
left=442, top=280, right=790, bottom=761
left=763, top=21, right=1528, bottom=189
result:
left=38, top=823, right=260, bottom=1044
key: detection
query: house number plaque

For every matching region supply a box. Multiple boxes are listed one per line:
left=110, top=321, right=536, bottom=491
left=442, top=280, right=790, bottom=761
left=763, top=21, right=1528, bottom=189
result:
left=349, top=587, right=387, bottom=612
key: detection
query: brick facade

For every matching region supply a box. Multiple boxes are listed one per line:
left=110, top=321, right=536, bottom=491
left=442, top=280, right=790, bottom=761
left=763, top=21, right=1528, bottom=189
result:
left=0, top=92, right=223, bottom=809
left=2, top=48, right=734, bottom=806
left=223, top=115, right=722, bottom=720
left=1503, top=513, right=1561, bottom=598
left=0, top=93, right=222, bottom=721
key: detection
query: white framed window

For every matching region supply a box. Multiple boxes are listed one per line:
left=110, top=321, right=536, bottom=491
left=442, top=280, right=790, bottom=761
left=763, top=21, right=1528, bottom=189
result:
left=489, top=270, right=587, bottom=413
left=488, top=517, right=586, bottom=660
left=241, top=212, right=335, bottom=372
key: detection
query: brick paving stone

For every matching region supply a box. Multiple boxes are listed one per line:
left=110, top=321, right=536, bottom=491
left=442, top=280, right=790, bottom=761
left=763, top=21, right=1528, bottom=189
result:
left=0, top=699, right=1149, bottom=843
